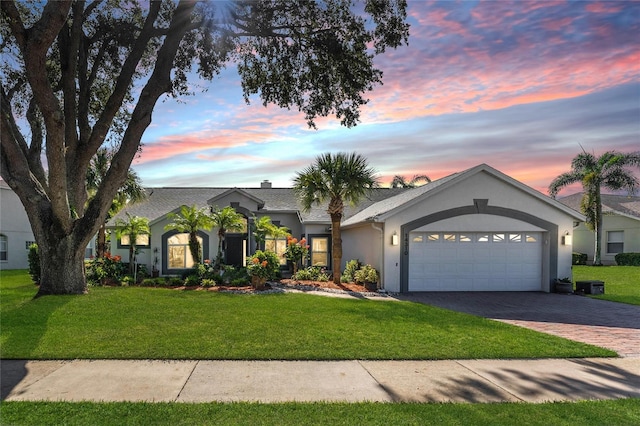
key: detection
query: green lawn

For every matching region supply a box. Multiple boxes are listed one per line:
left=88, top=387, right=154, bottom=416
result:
left=0, top=270, right=614, bottom=359
left=2, top=400, right=639, bottom=426
left=573, top=265, right=640, bottom=305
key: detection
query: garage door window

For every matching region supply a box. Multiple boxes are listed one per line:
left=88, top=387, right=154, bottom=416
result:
left=526, top=234, right=538, bottom=242
left=477, top=234, right=490, bottom=242
left=492, top=233, right=505, bottom=242
left=427, top=234, right=439, bottom=242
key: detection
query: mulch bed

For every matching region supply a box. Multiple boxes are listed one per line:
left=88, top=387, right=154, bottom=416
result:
left=170, top=280, right=369, bottom=293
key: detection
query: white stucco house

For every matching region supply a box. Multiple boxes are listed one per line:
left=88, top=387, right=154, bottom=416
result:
left=109, top=164, right=583, bottom=293
left=558, top=193, right=640, bottom=265
left=0, top=181, right=96, bottom=270
left=0, top=181, right=37, bottom=270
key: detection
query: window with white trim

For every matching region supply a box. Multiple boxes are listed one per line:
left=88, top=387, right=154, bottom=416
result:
left=167, top=233, right=202, bottom=269
left=607, top=231, right=624, bottom=254
left=265, top=236, right=288, bottom=265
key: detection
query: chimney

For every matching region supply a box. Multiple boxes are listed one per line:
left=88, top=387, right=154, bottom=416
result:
left=260, top=180, right=272, bottom=188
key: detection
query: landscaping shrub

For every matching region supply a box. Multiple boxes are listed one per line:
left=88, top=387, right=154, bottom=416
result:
left=184, top=274, right=201, bottom=286
left=201, top=278, right=217, bottom=288
left=341, top=259, right=361, bottom=283
left=140, top=278, right=156, bottom=287
left=354, top=264, right=378, bottom=284
left=27, top=243, right=40, bottom=285
left=247, top=250, right=280, bottom=280
left=85, top=253, right=126, bottom=286
left=572, top=252, right=588, bottom=265
left=293, top=266, right=330, bottom=281
left=154, top=277, right=169, bottom=286
left=615, top=252, right=640, bottom=266
left=169, top=277, right=184, bottom=287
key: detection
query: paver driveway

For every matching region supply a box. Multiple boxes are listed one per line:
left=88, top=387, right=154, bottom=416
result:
left=399, top=292, right=640, bottom=358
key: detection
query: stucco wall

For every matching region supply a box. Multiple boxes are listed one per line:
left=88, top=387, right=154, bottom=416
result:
left=377, top=170, right=577, bottom=292
left=342, top=223, right=385, bottom=284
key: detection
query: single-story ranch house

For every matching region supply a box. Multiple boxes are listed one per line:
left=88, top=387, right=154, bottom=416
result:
left=108, top=164, right=584, bottom=293
left=559, top=193, right=640, bottom=265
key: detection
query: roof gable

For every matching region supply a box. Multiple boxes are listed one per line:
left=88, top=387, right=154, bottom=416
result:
left=559, top=192, right=640, bottom=221
left=342, top=164, right=584, bottom=227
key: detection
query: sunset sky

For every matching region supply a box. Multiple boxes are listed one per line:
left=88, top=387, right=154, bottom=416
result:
left=132, top=0, right=640, bottom=197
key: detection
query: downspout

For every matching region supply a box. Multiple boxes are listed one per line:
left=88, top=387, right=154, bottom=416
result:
left=371, top=222, right=385, bottom=291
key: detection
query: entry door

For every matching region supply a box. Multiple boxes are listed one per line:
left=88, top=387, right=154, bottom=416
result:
left=225, top=235, right=246, bottom=267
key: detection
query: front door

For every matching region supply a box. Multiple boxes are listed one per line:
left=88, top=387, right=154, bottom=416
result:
left=225, top=235, right=246, bottom=267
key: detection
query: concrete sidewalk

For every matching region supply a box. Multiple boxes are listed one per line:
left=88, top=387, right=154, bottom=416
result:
left=2, top=358, right=639, bottom=403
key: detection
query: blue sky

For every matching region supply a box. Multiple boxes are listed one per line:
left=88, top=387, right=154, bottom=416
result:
left=132, top=0, right=640, bottom=196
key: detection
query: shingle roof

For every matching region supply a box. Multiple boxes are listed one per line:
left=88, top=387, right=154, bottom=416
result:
left=109, top=186, right=409, bottom=226
left=559, top=193, right=640, bottom=220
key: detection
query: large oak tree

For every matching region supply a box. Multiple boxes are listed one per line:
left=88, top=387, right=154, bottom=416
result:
left=0, top=0, right=409, bottom=295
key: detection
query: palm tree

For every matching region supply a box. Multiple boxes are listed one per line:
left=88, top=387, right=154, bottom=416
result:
left=252, top=215, right=289, bottom=251
left=210, top=206, right=246, bottom=269
left=293, top=152, right=378, bottom=284
left=87, top=148, right=146, bottom=258
left=390, top=174, right=431, bottom=188
left=164, top=205, right=213, bottom=265
left=549, top=150, right=640, bottom=265
left=115, top=214, right=150, bottom=275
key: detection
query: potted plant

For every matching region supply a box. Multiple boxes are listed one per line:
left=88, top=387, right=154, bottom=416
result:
left=247, top=250, right=279, bottom=290
left=554, top=277, right=573, bottom=294
left=355, top=264, right=379, bottom=292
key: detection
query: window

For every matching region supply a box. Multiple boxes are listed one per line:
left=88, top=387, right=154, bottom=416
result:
left=120, top=234, right=150, bottom=247
left=310, top=236, right=329, bottom=267
left=525, top=234, right=538, bottom=243
left=492, top=233, right=505, bottom=243
left=443, top=234, right=456, bottom=242
left=412, top=235, right=424, bottom=243
left=427, top=234, right=440, bottom=242
left=0, top=235, right=7, bottom=261
left=607, top=231, right=624, bottom=254
left=167, top=233, right=202, bottom=269
left=477, top=234, right=490, bottom=242
left=509, top=233, right=522, bottom=243
left=265, top=236, right=288, bottom=265
left=459, top=234, right=472, bottom=242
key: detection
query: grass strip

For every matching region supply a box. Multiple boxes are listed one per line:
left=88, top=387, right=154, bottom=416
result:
left=2, top=400, right=639, bottom=426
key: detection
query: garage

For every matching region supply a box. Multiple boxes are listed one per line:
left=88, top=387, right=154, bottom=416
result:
left=408, top=231, right=543, bottom=291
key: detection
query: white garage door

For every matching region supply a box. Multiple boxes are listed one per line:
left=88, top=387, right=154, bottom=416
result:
left=408, top=232, right=542, bottom=291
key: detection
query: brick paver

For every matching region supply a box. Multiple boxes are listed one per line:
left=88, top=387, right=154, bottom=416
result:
left=400, top=292, right=640, bottom=358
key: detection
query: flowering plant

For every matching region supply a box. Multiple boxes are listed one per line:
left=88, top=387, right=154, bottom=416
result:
left=284, top=236, right=310, bottom=275
left=247, top=250, right=280, bottom=280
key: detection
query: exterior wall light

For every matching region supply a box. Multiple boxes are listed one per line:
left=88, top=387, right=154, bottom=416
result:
left=391, top=232, right=399, bottom=246
left=561, top=231, right=572, bottom=246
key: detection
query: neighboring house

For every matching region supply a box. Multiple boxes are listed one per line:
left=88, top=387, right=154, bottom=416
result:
left=109, top=164, right=583, bottom=293
left=558, top=193, right=640, bottom=265
left=0, top=181, right=96, bottom=270
left=0, top=181, right=37, bottom=270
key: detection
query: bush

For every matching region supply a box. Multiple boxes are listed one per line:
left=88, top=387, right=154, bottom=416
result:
left=354, top=264, right=378, bottom=284
left=27, top=243, right=40, bottom=285
left=201, top=278, right=217, bottom=288
left=293, top=266, right=330, bottom=281
left=341, top=259, right=361, bottom=283
left=140, top=278, right=156, bottom=287
left=615, top=252, right=640, bottom=266
left=169, top=277, right=184, bottom=287
left=85, top=253, right=126, bottom=286
left=572, top=252, right=588, bottom=265
left=230, top=277, right=249, bottom=287
left=247, top=250, right=280, bottom=280
left=184, top=274, right=201, bottom=286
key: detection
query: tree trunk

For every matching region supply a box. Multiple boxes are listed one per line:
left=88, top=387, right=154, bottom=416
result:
left=37, top=237, right=87, bottom=296
left=593, top=189, right=603, bottom=266
left=189, top=232, right=201, bottom=264
left=331, top=215, right=342, bottom=284
left=96, top=223, right=107, bottom=258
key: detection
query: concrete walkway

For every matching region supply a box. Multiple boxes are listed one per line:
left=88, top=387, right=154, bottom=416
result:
left=2, top=358, right=639, bottom=403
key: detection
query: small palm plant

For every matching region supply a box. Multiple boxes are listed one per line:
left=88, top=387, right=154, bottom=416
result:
left=115, top=213, right=150, bottom=275
left=164, top=205, right=213, bottom=265
left=211, top=206, right=245, bottom=269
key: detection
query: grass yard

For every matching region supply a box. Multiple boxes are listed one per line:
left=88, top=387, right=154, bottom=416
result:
left=573, top=265, right=640, bottom=305
left=2, top=399, right=640, bottom=426
left=0, top=270, right=615, bottom=360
